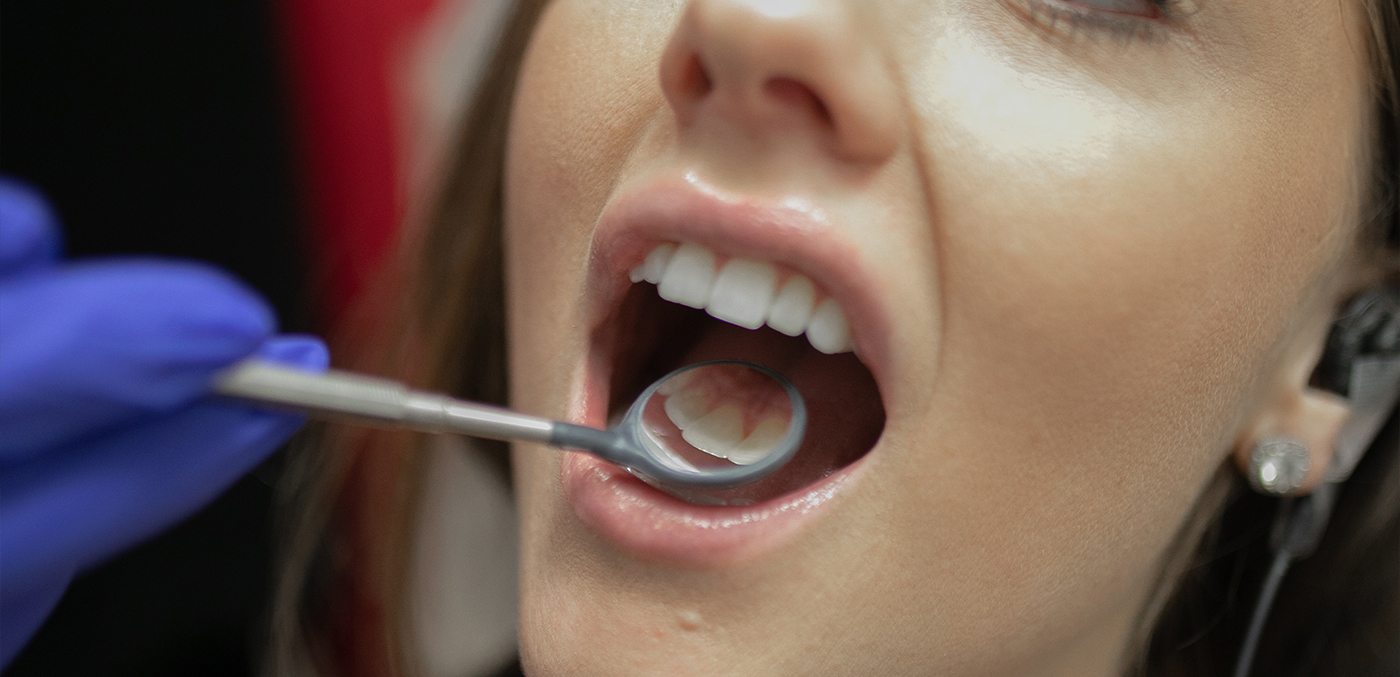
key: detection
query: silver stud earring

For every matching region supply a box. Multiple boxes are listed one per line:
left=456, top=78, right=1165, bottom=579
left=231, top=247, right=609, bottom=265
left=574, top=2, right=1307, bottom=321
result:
left=1247, top=437, right=1311, bottom=496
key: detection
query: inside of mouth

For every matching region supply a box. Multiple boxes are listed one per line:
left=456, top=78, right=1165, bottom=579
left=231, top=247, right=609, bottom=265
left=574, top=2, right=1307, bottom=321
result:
left=606, top=284, right=886, bottom=505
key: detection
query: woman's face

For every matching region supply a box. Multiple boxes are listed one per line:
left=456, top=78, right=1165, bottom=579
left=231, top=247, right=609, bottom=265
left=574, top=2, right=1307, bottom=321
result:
left=502, top=0, right=1373, bottom=674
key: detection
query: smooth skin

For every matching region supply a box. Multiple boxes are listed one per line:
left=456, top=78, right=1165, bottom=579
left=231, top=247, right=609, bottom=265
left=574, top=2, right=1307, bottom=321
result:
left=502, top=1, right=1373, bottom=675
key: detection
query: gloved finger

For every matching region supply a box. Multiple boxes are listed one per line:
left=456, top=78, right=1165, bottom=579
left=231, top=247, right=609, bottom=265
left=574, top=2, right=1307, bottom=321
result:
left=254, top=333, right=331, bottom=371
left=0, top=336, right=327, bottom=591
left=0, top=260, right=275, bottom=462
left=0, top=179, right=63, bottom=277
left=0, top=570, right=73, bottom=668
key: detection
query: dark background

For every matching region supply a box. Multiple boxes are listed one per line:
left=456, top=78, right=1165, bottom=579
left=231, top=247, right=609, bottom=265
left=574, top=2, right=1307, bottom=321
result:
left=2, top=2, right=311, bottom=674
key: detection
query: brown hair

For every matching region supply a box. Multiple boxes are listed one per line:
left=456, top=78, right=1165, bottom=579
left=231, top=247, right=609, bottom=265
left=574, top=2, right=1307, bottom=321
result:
left=266, top=3, right=544, bottom=674
left=270, top=2, right=1400, bottom=674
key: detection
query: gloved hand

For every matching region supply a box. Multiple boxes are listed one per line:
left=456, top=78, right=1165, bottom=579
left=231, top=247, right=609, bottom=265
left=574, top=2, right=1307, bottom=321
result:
left=0, top=179, right=329, bottom=665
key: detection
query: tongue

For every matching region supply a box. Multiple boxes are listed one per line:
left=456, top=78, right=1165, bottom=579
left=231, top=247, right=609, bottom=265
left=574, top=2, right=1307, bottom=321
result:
left=668, top=320, right=884, bottom=504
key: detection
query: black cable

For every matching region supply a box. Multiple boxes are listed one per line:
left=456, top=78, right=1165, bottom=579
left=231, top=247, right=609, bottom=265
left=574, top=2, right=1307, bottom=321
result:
left=1231, top=551, right=1292, bottom=677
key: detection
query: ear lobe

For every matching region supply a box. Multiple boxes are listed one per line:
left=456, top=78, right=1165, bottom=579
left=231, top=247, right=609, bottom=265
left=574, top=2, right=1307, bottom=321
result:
left=1233, top=287, right=1400, bottom=495
left=1229, top=287, right=1347, bottom=495
left=1234, top=388, right=1351, bottom=495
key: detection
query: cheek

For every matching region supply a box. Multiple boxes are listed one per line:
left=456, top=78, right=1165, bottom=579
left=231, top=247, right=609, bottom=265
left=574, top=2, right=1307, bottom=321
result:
left=878, top=25, right=1366, bottom=620
left=912, top=29, right=1362, bottom=458
left=506, top=0, right=678, bottom=248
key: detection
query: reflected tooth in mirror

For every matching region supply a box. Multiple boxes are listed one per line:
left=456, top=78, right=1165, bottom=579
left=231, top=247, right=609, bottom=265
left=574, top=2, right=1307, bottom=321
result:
left=726, top=417, right=788, bottom=465
left=658, top=242, right=717, bottom=309
left=641, top=242, right=676, bottom=284
left=807, top=297, right=852, bottom=354
left=681, top=403, right=744, bottom=458
left=663, top=386, right=711, bottom=429
left=767, top=275, right=817, bottom=336
left=707, top=258, right=777, bottom=329
left=656, top=367, right=695, bottom=396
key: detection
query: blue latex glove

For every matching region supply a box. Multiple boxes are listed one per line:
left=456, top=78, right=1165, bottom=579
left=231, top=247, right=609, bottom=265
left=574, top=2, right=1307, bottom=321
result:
left=0, top=179, right=329, bottom=665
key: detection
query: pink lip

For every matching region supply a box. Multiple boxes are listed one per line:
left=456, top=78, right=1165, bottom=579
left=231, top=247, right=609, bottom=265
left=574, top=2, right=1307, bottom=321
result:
left=561, top=173, right=893, bottom=566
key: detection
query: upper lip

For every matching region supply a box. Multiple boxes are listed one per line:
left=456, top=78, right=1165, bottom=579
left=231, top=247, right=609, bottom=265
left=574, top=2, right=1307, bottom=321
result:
left=584, top=172, right=894, bottom=419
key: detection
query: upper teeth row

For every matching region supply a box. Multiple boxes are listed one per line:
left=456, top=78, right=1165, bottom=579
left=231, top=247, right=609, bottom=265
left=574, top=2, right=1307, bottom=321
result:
left=628, top=242, right=853, bottom=354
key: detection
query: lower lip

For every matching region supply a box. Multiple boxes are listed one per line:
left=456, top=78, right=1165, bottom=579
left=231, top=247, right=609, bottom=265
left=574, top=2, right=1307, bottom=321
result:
left=560, top=451, right=864, bottom=566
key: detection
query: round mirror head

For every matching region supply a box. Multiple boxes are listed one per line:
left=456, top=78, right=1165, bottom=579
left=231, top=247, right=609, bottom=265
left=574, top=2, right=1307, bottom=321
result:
left=619, top=360, right=806, bottom=491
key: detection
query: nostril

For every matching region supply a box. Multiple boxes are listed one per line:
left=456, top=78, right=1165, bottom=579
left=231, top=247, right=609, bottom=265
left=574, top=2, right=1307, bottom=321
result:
left=678, top=54, right=714, bottom=102
left=658, top=0, right=898, bottom=164
left=763, top=77, right=833, bottom=128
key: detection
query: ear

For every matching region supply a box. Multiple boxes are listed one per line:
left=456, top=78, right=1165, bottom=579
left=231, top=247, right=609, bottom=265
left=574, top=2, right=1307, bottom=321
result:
left=1232, top=306, right=1352, bottom=496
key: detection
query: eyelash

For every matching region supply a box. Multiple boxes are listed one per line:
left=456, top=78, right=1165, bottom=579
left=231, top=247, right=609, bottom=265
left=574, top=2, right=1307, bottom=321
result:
left=1008, top=0, right=1184, bottom=43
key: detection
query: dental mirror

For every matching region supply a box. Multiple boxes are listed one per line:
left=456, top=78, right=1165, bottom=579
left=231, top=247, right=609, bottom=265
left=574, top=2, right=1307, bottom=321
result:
left=214, top=358, right=806, bottom=495
left=554, top=360, right=807, bottom=491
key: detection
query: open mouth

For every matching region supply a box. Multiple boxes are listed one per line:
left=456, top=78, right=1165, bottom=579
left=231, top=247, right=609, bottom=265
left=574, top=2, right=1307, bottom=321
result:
left=597, top=240, right=887, bottom=505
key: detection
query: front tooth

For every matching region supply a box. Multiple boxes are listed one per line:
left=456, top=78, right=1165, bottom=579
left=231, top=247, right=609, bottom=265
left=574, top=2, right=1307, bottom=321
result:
left=707, top=258, right=777, bottom=329
left=641, top=243, right=676, bottom=284
left=766, top=275, right=816, bottom=336
left=663, top=386, right=711, bottom=429
left=726, top=417, right=789, bottom=465
left=806, top=297, right=852, bottom=354
left=657, top=242, right=717, bottom=309
left=681, top=404, right=744, bottom=459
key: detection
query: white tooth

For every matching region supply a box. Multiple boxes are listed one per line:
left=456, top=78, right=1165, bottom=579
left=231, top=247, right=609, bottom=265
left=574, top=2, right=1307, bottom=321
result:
left=766, top=275, right=817, bottom=337
left=681, top=404, right=744, bottom=459
left=656, top=368, right=695, bottom=396
left=726, top=417, right=788, bottom=465
left=644, top=425, right=700, bottom=472
left=657, top=242, right=716, bottom=309
left=706, top=258, right=777, bottom=330
left=629, top=265, right=646, bottom=283
left=663, top=386, right=711, bottom=429
left=641, top=243, right=676, bottom=284
left=806, top=297, right=853, bottom=354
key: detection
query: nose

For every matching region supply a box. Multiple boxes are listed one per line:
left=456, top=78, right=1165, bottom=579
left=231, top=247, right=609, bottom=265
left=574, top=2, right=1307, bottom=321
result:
left=659, top=0, right=900, bottom=164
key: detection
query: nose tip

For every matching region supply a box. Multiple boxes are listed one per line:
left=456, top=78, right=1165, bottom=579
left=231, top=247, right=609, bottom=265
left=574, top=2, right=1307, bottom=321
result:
left=659, top=0, right=900, bottom=164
